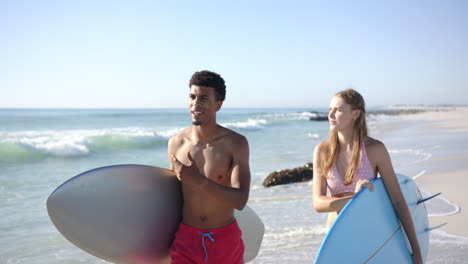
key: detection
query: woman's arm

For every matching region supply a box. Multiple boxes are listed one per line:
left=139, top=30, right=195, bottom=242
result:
left=375, top=141, right=423, bottom=264
left=312, top=143, right=353, bottom=213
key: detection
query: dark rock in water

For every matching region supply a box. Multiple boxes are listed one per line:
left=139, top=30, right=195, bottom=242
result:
left=309, top=112, right=329, bottom=121
left=309, top=115, right=328, bottom=121
left=263, top=163, right=313, bottom=187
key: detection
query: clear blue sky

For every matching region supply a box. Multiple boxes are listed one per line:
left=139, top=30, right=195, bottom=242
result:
left=2, top=0, right=467, bottom=108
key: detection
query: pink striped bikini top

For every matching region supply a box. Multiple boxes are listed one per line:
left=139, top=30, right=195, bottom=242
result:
left=326, top=143, right=376, bottom=195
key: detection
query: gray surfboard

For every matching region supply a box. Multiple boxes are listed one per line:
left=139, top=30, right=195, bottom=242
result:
left=47, top=164, right=264, bottom=264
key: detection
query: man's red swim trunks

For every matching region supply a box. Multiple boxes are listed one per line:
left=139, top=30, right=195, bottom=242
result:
left=169, top=220, right=245, bottom=264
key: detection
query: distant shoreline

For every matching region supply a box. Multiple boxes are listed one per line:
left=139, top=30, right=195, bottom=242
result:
left=308, top=105, right=460, bottom=121
left=1, top=105, right=467, bottom=111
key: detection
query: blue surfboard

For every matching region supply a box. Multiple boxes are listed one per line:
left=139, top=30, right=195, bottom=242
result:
left=314, top=174, right=430, bottom=263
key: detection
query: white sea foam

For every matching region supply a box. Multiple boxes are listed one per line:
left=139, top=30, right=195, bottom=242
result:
left=260, top=112, right=318, bottom=120
left=221, top=119, right=267, bottom=130
left=284, top=112, right=318, bottom=120
left=265, top=226, right=327, bottom=240
left=153, top=127, right=183, bottom=139
left=307, top=133, right=320, bottom=139
left=429, top=229, right=468, bottom=245
left=0, top=186, right=25, bottom=203
left=249, top=195, right=310, bottom=203
left=388, top=148, right=432, bottom=163
left=9, top=131, right=90, bottom=157
left=420, top=190, right=461, bottom=217
left=0, top=127, right=178, bottom=158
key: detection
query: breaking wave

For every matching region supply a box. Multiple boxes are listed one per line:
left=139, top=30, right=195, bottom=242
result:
left=222, top=119, right=268, bottom=130
left=0, top=127, right=182, bottom=162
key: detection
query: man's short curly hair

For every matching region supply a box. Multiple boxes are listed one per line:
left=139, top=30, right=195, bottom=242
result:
left=189, top=70, right=226, bottom=101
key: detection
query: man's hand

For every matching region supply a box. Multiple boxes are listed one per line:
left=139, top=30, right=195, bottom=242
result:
left=172, top=152, right=206, bottom=186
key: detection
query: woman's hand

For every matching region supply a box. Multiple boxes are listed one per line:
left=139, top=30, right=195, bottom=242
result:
left=354, top=179, right=374, bottom=193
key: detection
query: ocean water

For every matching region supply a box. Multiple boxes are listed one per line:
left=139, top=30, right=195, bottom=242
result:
left=1, top=108, right=467, bottom=263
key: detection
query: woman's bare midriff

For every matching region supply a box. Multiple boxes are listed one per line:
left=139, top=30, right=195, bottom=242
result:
left=327, top=192, right=355, bottom=228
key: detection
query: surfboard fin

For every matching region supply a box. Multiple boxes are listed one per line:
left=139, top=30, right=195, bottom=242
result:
left=418, top=192, right=442, bottom=204
left=400, top=177, right=411, bottom=185
left=425, top=222, right=448, bottom=232
left=412, top=170, right=426, bottom=180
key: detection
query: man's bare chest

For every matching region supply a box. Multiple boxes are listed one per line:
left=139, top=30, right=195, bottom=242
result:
left=177, top=142, right=233, bottom=182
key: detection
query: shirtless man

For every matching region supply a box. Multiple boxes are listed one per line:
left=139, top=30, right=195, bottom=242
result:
left=168, top=70, right=251, bottom=264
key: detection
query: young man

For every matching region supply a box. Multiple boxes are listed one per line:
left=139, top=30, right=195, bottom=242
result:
left=168, top=70, right=251, bottom=264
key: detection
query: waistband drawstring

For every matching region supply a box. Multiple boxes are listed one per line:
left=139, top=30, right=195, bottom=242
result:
left=198, top=232, right=215, bottom=262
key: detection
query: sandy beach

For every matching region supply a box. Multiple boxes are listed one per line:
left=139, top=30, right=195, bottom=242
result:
left=405, top=107, right=468, bottom=238
left=383, top=107, right=468, bottom=238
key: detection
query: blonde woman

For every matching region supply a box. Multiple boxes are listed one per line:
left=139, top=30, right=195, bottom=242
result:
left=312, top=89, right=422, bottom=263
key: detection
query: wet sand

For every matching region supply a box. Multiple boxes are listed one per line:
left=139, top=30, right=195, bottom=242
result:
left=397, top=107, right=468, bottom=237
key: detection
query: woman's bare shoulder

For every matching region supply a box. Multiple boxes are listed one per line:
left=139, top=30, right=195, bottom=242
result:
left=315, top=140, right=330, bottom=153
left=364, top=137, right=389, bottom=157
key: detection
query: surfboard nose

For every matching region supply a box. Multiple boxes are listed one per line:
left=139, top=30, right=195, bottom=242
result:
left=47, top=165, right=183, bottom=263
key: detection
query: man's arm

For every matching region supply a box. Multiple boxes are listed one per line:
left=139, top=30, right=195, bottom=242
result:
left=172, top=135, right=251, bottom=210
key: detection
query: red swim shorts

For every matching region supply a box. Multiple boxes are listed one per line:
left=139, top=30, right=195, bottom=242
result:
left=169, top=220, right=245, bottom=264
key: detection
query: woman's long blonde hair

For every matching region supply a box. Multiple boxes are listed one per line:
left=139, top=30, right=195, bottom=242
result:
left=321, top=89, right=368, bottom=185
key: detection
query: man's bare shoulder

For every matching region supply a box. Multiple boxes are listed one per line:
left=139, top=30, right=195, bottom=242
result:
left=169, top=127, right=191, bottom=146
left=217, top=126, right=248, bottom=144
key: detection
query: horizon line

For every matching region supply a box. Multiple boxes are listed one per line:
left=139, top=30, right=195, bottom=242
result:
left=1, top=104, right=466, bottom=110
